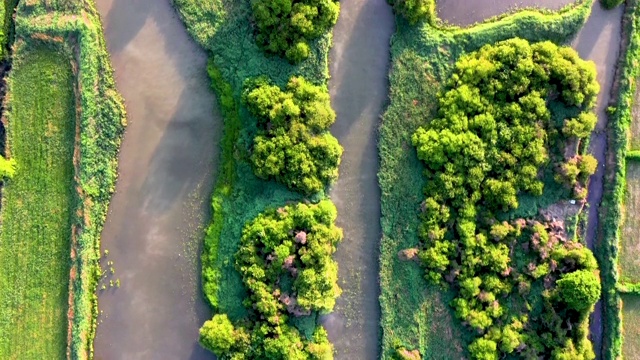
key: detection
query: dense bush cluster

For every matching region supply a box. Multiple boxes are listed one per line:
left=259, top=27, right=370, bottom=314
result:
left=251, top=0, right=339, bottom=63
left=412, top=38, right=601, bottom=359
left=387, top=0, right=433, bottom=24
left=243, top=76, right=342, bottom=195
left=200, top=200, right=342, bottom=359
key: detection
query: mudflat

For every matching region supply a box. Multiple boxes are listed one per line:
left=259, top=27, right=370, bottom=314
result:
left=320, top=0, right=394, bottom=359
left=93, top=1, right=219, bottom=359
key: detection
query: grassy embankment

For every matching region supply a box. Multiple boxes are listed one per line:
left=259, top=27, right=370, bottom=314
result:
left=0, top=47, right=75, bottom=360
left=0, top=1, right=126, bottom=359
left=173, top=0, right=333, bottom=326
left=379, top=0, right=595, bottom=358
left=607, top=0, right=640, bottom=357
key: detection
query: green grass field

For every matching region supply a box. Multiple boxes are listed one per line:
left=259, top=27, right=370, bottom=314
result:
left=0, top=46, right=75, bottom=359
left=621, top=295, right=640, bottom=359
left=621, top=161, right=640, bottom=283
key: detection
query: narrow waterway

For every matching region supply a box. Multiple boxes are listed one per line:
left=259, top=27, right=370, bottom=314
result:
left=436, top=0, right=575, bottom=27
left=93, top=1, right=220, bottom=359
left=320, top=0, right=394, bottom=358
left=571, top=2, right=624, bottom=358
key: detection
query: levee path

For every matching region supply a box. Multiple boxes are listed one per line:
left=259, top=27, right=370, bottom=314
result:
left=93, top=1, right=220, bottom=359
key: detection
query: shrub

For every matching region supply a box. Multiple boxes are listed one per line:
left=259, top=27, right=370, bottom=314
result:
left=0, top=155, right=16, bottom=179
left=251, top=0, right=339, bottom=63
left=243, top=76, right=342, bottom=195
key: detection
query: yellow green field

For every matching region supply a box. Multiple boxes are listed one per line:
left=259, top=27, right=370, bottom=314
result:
left=622, top=295, right=640, bottom=359
left=0, top=46, right=76, bottom=358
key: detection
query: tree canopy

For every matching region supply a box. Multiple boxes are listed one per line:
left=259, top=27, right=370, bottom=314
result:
left=251, top=0, right=340, bottom=63
left=244, top=76, right=342, bottom=195
left=200, top=200, right=342, bottom=359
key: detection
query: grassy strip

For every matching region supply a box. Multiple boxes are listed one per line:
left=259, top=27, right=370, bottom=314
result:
left=0, top=45, right=75, bottom=359
left=617, top=282, right=640, bottom=294
left=625, top=149, right=640, bottom=160
left=620, top=161, right=640, bottom=282
left=597, top=0, right=640, bottom=357
left=11, top=1, right=126, bottom=358
left=173, top=0, right=331, bottom=322
left=379, top=1, right=593, bottom=358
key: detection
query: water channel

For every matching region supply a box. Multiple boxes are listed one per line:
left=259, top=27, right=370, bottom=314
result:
left=93, top=1, right=219, bottom=359
left=320, top=0, right=394, bottom=359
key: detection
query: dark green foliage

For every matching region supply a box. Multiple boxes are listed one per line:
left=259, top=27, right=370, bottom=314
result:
left=411, top=38, right=600, bottom=360
left=387, top=0, right=433, bottom=24
left=243, top=76, right=342, bottom=195
left=252, top=0, right=339, bottom=63
left=201, top=201, right=342, bottom=359
left=600, top=0, right=624, bottom=10
left=556, top=270, right=601, bottom=312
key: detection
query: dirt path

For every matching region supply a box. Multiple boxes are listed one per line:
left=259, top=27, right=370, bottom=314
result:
left=93, top=1, right=219, bottom=359
left=319, top=0, right=394, bottom=358
left=436, top=0, right=575, bottom=27
left=571, top=3, right=624, bottom=358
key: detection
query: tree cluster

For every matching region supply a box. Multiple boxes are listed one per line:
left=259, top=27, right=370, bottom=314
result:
left=200, top=200, right=343, bottom=359
left=244, top=76, right=342, bottom=195
left=411, top=38, right=601, bottom=359
left=251, top=0, right=340, bottom=63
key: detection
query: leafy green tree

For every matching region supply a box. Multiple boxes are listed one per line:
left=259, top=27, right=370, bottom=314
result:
left=199, top=314, right=237, bottom=355
left=556, top=270, right=601, bottom=312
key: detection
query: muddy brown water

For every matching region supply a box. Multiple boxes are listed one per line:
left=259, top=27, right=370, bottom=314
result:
left=319, top=0, right=394, bottom=359
left=93, top=1, right=219, bottom=359
left=436, top=0, right=576, bottom=27
left=437, top=1, right=625, bottom=359
left=571, top=3, right=624, bottom=358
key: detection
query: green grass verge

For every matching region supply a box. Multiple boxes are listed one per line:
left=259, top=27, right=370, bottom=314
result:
left=0, top=45, right=75, bottom=360
left=599, top=0, right=640, bottom=358
left=620, top=161, right=640, bottom=283
left=621, top=294, right=640, bottom=358
left=173, top=0, right=332, bottom=325
left=5, top=1, right=126, bottom=358
left=379, top=1, right=593, bottom=358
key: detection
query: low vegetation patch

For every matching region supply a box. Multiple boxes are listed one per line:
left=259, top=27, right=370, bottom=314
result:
left=201, top=201, right=341, bottom=359
left=0, top=46, right=75, bottom=359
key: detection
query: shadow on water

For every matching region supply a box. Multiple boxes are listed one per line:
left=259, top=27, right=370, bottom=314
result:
left=320, top=0, right=394, bottom=359
left=93, top=0, right=220, bottom=359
